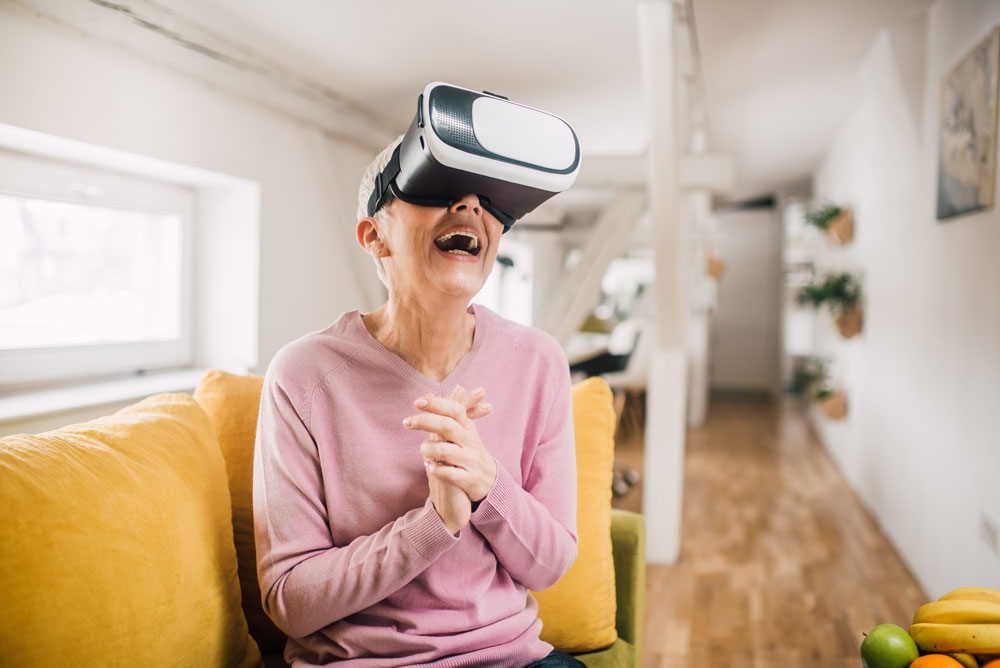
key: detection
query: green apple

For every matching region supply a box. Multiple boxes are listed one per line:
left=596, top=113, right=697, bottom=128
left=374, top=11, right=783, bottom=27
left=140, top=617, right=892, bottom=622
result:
left=860, top=623, right=920, bottom=668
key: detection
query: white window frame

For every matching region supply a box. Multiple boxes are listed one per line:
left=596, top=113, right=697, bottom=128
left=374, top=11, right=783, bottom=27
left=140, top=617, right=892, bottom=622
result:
left=0, top=149, right=195, bottom=389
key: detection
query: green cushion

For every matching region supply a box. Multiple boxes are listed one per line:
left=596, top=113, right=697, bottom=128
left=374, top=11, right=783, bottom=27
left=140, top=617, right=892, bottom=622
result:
left=571, top=509, right=645, bottom=668
left=574, top=638, right=636, bottom=668
left=609, top=508, right=645, bottom=653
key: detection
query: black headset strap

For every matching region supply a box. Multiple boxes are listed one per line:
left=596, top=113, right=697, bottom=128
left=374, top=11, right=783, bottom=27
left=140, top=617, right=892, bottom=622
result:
left=367, top=146, right=454, bottom=215
left=366, top=146, right=402, bottom=218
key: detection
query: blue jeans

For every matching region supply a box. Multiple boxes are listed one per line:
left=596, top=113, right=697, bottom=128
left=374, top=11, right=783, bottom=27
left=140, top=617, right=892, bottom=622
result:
left=523, top=650, right=587, bottom=667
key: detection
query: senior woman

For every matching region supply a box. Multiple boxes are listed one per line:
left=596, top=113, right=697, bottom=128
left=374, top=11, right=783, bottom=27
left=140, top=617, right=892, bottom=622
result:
left=253, top=134, right=584, bottom=668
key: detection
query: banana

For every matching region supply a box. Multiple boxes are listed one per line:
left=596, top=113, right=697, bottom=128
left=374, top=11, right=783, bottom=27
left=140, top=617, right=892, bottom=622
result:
left=948, top=653, right=980, bottom=668
left=940, top=587, right=1000, bottom=604
left=909, top=623, right=1000, bottom=654
left=915, top=600, right=1000, bottom=624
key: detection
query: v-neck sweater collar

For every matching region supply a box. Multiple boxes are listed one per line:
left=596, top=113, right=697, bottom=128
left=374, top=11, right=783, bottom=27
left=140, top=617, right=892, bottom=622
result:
left=344, top=302, right=486, bottom=393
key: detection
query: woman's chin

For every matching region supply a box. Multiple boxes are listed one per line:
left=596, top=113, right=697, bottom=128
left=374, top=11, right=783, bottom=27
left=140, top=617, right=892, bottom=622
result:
left=423, top=270, right=485, bottom=299
left=440, top=279, right=484, bottom=299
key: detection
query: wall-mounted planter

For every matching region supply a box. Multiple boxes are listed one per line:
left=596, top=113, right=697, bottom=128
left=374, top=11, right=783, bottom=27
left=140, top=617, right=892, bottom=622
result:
left=817, top=391, right=848, bottom=420
left=826, top=209, right=854, bottom=244
left=797, top=272, right=863, bottom=340
left=834, top=306, right=863, bottom=339
left=706, top=254, right=726, bottom=279
left=806, top=203, right=854, bottom=245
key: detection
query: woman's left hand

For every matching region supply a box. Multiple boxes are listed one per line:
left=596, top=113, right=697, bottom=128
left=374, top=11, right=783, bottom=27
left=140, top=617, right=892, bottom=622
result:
left=403, top=385, right=498, bottom=503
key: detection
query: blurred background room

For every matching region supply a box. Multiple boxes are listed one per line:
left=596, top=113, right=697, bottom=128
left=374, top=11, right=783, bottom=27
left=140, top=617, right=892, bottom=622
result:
left=2, top=1, right=999, bottom=667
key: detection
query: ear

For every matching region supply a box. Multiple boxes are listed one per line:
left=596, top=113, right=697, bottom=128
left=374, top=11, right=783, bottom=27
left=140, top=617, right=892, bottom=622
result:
left=357, top=217, right=386, bottom=257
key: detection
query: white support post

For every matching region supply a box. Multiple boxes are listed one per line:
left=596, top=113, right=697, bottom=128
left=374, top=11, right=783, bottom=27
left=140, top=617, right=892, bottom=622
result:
left=639, top=0, right=688, bottom=565
left=687, top=189, right=713, bottom=427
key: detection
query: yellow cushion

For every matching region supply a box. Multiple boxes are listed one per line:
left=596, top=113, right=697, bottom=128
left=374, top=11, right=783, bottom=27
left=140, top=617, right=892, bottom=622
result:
left=0, top=393, right=261, bottom=667
left=532, top=376, right=618, bottom=652
left=193, top=369, right=286, bottom=653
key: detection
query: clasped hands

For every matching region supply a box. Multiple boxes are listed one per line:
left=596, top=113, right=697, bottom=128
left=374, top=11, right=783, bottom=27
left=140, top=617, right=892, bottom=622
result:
left=402, top=385, right=498, bottom=535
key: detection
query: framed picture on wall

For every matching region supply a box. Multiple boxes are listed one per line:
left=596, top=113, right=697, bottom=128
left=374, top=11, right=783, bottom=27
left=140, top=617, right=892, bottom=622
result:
left=936, top=25, right=1000, bottom=221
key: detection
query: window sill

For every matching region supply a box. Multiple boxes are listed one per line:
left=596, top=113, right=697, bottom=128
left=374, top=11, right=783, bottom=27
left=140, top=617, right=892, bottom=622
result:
left=0, top=368, right=209, bottom=425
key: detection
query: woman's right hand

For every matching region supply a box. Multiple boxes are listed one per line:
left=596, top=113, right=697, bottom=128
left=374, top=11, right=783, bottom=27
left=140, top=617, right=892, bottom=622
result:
left=426, top=459, right=470, bottom=536
left=422, top=386, right=491, bottom=536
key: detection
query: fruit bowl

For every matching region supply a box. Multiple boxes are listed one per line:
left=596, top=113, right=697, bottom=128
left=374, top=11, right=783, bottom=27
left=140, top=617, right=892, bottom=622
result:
left=861, top=587, right=1000, bottom=668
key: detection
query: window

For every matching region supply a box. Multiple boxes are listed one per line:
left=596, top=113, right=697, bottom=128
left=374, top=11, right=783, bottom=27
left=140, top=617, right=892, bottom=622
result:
left=0, top=150, right=194, bottom=389
left=474, top=237, right=533, bottom=326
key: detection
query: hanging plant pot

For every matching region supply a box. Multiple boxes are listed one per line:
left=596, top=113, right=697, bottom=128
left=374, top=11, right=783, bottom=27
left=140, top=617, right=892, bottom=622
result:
left=706, top=254, right=726, bottom=279
left=817, top=391, right=848, bottom=420
left=826, top=209, right=854, bottom=244
left=834, top=305, right=863, bottom=339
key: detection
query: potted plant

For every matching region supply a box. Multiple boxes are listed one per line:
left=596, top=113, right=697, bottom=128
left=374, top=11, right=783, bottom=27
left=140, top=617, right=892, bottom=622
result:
left=792, top=355, right=848, bottom=420
left=813, top=386, right=848, bottom=420
left=791, top=355, right=828, bottom=396
left=806, top=202, right=854, bottom=245
left=705, top=248, right=726, bottom=279
left=797, top=272, right=863, bottom=339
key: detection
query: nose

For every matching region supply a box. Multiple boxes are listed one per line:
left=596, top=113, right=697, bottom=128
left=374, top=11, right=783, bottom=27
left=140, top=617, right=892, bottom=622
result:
left=449, top=194, right=482, bottom=217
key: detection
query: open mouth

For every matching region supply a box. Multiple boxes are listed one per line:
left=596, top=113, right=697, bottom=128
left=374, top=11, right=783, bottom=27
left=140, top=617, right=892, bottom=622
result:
left=433, top=231, right=481, bottom=257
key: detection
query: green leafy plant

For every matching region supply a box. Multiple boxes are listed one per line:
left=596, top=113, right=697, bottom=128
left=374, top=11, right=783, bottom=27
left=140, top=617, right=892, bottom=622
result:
left=805, top=203, right=844, bottom=231
left=796, top=272, right=861, bottom=315
left=813, top=386, right=834, bottom=401
left=792, top=356, right=841, bottom=405
left=796, top=283, right=829, bottom=309
left=792, top=355, right=829, bottom=396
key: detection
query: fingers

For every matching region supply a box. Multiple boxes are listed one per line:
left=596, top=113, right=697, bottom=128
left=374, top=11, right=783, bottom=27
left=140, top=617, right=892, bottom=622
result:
left=451, top=385, right=481, bottom=408
left=412, top=388, right=477, bottom=424
left=408, top=386, right=490, bottom=421
left=467, top=403, right=492, bottom=420
left=424, top=458, right=470, bottom=489
left=453, top=385, right=492, bottom=420
left=405, top=412, right=465, bottom=442
left=420, top=439, right=466, bottom=467
left=406, top=385, right=490, bottom=433
left=453, top=386, right=487, bottom=420
left=452, top=385, right=488, bottom=413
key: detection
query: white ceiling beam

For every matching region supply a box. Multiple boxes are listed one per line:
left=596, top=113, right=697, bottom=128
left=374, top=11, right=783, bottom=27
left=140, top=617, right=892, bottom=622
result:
left=14, top=0, right=399, bottom=151
left=576, top=153, right=734, bottom=194
left=575, top=154, right=647, bottom=189
left=679, top=153, right=736, bottom=193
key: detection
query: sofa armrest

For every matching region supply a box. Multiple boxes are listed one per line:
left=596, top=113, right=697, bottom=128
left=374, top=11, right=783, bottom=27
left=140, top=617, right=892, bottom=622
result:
left=610, top=508, right=645, bottom=655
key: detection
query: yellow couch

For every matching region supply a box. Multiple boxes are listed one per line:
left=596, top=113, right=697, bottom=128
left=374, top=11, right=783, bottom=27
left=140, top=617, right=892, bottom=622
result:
left=0, top=370, right=644, bottom=667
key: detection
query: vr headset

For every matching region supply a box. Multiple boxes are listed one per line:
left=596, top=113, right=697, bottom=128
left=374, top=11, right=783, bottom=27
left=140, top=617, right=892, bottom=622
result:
left=367, top=82, right=581, bottom=233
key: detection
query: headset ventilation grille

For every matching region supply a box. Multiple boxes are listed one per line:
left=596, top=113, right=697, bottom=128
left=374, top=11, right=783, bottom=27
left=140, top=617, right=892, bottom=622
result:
left=431, top=106, right=478, bottom=151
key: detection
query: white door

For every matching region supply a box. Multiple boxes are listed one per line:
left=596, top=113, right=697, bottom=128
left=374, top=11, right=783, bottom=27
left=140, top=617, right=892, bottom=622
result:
left=709, top=208, right=782, bottom=392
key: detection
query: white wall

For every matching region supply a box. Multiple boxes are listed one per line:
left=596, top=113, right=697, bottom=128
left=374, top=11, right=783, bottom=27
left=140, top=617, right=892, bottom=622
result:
left=0, top=2, right=383, bottom=382
left=811, top=0, right=1000, bottom=596
left=709, top=208, right=783, bottom=392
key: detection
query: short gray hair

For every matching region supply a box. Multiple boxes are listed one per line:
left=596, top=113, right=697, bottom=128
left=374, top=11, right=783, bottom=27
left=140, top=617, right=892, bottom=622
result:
left=357, top=134, right=405, bottom=289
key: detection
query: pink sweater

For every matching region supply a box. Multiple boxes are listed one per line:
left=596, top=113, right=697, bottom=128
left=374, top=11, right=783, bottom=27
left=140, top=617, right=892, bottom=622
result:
left=252, top=303, right=579, bottom=667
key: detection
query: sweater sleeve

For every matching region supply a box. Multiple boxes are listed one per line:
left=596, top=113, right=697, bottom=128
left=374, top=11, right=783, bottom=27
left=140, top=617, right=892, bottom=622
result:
left=469, top=353, right=579, bottom=591
left=252, top=367, right=461, bottom=639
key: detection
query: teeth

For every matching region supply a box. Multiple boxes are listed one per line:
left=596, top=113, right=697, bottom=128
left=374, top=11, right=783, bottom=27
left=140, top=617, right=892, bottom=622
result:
left=445, top=249, right=472, bottom=255
left=435, top=231, right=479, bottom=249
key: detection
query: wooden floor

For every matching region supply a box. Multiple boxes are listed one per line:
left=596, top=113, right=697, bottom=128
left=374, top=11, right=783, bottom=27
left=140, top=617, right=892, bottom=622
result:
left=610, top=391, right=929, bottom=668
